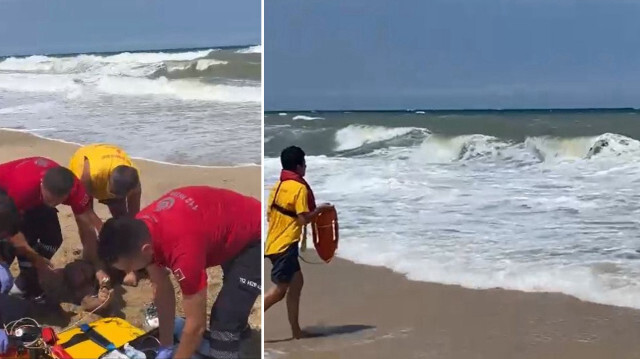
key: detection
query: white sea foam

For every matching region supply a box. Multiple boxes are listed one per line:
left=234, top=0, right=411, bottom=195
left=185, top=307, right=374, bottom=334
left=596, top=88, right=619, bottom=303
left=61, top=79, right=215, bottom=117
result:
left=0, top=48, right=261, bottom=165
left=95, top=76, right=260, bottom=102
left=334, top=125, right=425, bottom=151
left=0, top=49, right=257, bottom=103
left=292, top=115, right=325, bottom=121
left=264, top=126, right=640, bottom=310
left=236, top=45, right=262, bottom=53
left=0, top=50, right=213, bottom=73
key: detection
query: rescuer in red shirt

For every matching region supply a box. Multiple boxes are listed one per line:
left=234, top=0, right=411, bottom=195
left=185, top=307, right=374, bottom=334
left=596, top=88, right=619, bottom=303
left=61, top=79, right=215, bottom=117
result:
left=0, top=157, right=108, bottom=299
left=98, top=186, right=261, bottom=359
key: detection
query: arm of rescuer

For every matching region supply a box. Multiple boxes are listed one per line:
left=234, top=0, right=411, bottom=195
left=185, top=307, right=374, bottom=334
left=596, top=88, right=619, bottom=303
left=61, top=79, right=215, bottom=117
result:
left=146, top=263, right=177, bottom=348
left=294, top=186, right=332, bottom=226
left=76, top=162, right=105, bottom=259
left=169, top=247, right=208, bottom=359
left=1, top=191, right=52, bottom=272
left=75, top=209, right=111, bottom=286
left=172, top=289, right=207, bottom=359
left=126, top=181, right=142, bottom=216
left=74, top=207, right=103, bottom=261
left=66, top=177, right=110, bottom=285
left=9, top=232, right=53, bottom=271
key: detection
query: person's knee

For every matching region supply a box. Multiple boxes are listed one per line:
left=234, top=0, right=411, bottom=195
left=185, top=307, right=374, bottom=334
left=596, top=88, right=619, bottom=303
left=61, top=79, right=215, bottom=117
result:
left=210, top=294, right=254, bottom=334
left=268, top=283, right=288, bottom=301
left=290, top=271, right=304, bottom=291
left=276, top=284, right=289, bottom=299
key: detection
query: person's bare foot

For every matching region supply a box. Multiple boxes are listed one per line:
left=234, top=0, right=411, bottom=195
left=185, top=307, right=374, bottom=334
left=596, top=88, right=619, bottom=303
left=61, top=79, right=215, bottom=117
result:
left=292, top=329, right=311, bottom=339
left=122, top=271, right=139, bottom=287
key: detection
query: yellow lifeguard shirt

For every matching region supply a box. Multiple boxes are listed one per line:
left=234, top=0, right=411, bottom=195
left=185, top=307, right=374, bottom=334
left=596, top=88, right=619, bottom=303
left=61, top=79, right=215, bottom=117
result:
left=69, top=144, right=136, bottom=201
left=265, top=180, right=309, bottom=255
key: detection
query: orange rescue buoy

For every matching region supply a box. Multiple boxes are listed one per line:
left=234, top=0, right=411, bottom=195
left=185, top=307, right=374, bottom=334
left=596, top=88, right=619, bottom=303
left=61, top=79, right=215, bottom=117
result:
left=311, top=207, right=339, bottom=263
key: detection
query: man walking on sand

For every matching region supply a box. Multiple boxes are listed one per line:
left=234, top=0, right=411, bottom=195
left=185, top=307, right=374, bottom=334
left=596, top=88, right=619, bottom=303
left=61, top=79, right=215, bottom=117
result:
left=264, top=146, right=333, bottom=339
left=69, top=143, right=142, bottom=286
left=97, top=186, right=261, bottom=359
left=0, top=157, right=109, bottom=300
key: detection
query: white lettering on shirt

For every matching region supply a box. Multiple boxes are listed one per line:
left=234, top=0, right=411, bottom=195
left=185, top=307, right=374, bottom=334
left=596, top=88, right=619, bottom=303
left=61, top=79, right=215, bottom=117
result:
left=168, top=191, right=199, bottom=211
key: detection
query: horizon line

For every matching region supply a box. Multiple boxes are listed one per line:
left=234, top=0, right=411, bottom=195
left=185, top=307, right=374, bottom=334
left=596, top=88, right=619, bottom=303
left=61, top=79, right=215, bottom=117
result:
left=0, top=43, right=261, bottom=59
left=265, top=107, right=638, bottom=114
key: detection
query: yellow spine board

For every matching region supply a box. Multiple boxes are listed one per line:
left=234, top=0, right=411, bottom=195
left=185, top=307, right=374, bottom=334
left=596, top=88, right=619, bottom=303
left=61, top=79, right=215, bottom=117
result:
left=56, top=318, right=145, bottom=359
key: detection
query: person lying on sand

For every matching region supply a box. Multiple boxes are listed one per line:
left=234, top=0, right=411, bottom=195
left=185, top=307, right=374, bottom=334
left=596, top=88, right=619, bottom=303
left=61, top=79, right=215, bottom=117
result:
left=97, top=186, right=261, bottom=359
left=39, top=259, right=113, bottom=313
left=0, top=157, right=110, bottom=300
left=263, top=146, right=333, bottom=339
left=69, top=144, right=142, bottom=287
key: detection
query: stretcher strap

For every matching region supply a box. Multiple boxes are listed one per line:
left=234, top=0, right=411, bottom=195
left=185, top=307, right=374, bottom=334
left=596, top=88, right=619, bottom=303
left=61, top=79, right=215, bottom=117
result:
left=60, top=324, right=116, bottom=351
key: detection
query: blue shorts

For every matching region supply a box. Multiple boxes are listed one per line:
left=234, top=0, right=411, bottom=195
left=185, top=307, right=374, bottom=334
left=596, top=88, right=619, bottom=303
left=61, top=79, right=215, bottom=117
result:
left=267, top=243, right=301, bottom=284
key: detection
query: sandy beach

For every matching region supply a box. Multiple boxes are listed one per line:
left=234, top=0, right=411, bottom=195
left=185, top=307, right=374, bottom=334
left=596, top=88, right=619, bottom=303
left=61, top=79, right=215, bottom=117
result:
left=264, top=251, right=640, bottom=359
left=0, top=129, right=262, bottom=357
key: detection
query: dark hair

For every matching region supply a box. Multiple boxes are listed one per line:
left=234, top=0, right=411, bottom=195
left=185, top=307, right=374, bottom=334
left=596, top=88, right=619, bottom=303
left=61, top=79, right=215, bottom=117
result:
left=110, top=166, right=139, bottom=197
left=98, top=217, right=149, bottom=265
left=280, top=146, right=306, bottom=171
left=0, top=189, right=21, bottom=237
left=42, top=167, right=75, bottom=197
left=62, top=259, right=94, bottom=287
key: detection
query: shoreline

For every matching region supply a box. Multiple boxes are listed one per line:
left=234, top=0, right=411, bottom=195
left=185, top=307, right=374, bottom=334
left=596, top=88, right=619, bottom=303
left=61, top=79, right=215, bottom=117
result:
left=0, top=127, right=261, bottom=168
left=265, top=250, right=640, bottom=359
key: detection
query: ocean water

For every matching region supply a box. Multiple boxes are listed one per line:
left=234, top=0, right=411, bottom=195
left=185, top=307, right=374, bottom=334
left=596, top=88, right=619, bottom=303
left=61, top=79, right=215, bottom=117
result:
left=265, top=110, right=640, bottom=309
left=0, top=45, right=261, bottom=166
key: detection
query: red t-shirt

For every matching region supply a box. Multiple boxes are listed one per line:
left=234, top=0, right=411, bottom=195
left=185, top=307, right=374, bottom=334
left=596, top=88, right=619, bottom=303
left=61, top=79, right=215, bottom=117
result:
left=0, top=157, right=91, bottom=214
left=138, top=186, right=261, bottom=295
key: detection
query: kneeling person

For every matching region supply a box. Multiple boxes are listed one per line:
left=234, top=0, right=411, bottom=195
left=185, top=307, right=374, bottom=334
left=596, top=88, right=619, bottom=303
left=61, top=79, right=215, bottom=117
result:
left=0, top=157, right=107, bottom=298
left=69, top=144, right=141, bottom=286
left=69, top=144, right=141, bottom=218
left=98, top=186, right=261, bottom=359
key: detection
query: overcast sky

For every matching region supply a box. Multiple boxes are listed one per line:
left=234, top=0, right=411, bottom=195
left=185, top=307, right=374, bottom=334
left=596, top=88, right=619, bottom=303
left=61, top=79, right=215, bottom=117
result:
left=265, top=0, right=640, bottom=110
left=0, top=0, right=260, bottom=56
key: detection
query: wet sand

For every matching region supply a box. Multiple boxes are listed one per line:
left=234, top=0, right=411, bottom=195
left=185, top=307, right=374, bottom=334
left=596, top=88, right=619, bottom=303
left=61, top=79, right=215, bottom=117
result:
left=0, top=130, right=262, bottom=357
left=265, top=251, right=640, bottom=359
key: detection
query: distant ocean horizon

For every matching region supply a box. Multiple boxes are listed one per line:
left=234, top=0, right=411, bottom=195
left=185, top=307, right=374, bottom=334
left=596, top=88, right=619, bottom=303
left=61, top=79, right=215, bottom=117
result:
left=0, top=43, right=261, bottom=59
left=265, top=107, right=639, bottom=113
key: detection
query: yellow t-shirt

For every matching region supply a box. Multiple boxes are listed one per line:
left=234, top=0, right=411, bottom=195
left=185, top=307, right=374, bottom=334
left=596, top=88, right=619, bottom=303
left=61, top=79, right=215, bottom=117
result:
left=265, top=180, right=309, bottom=255
left=69, top=144, right=136, bottom=201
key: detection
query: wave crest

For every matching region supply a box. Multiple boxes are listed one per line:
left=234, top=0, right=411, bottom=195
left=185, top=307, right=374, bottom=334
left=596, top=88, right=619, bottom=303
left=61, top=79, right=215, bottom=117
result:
left=334, top=125, right=430, bottom=152
left=0, top=49, right=259, bottom=103
left=317, top=124, right=640, bottom=163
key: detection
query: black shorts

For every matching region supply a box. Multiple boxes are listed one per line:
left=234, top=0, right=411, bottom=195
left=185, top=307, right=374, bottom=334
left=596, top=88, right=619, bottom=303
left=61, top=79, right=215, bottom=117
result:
left=267, top=243, right=301, bottom=284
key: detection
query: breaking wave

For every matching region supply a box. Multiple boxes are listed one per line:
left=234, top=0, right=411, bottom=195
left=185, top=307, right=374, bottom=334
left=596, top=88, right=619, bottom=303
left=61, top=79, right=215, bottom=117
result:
left=0, top=46, right=260, bottom=103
